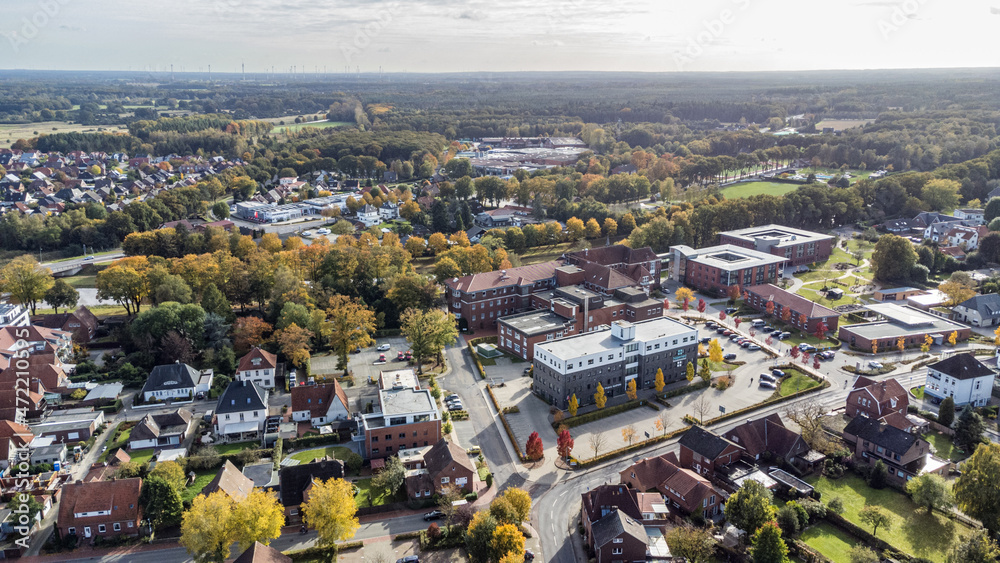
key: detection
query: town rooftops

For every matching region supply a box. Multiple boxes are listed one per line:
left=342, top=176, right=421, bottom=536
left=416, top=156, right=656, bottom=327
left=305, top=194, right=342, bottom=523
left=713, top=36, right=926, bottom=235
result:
left=535, top=316, right=695, bottom=361
left=423, top=438, right=475, bottom=475
left=58, top=477, right=142, bottom=527
left=844, top=415, right=917, bottom=454
left=216, top=380, right=267, bottom=415
left=233, top=541, right=292, bottom=563
left=290, top=381, right=348, bottom=417
left=201, top=460, right=255, bottom=502
left=852, top=376, right=907, bottom=402
left=957, top=293, right=1000, bottom=320
left=844, top=303, right=969, bottom=340
left=928, top=353, right=995, bottom=381
left=278, top=459, right=345, bottom=508
left=142, top=363, right=200, bottom=393
left=444, top=261, right=561, bottom=293
left=591, top=509, right=649, bottom=549
left=238, top=347, right=278, bottom=373
left=746, top=284, right=838, bottom=319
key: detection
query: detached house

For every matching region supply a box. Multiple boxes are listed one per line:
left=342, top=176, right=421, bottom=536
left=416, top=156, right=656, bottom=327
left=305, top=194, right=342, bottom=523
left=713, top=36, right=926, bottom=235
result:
left=678, top=426, right=742, bottom=477
left=619, top=451, right=722, bottom=517
left=34, top=306, right=99, bottom=343
left=236, top=347, right=278, bottom=389
left=128, top=410, right=192, bottom=450
left=56, top=478, right=143, bottom=541
left=201, top=460, right=255, bottom=502
left=590, top=510, right=652, bottom=563
left=953, top=294, right=1000, bottom=327
left=924, top=353, right=996, bottom=408
left=278, top=459, right=345, bottom=522
left=140, top=363, right=212, bottom=403
left=721, top=414, right=811, bottom=468
left=843, top=416, right=948, bottom=488
left=581, top=484, right=669, bottom=546
left=214, top=381, right=269, bottom=440
left=290, top=381, right=350, bottom=427
left=403, top=438, right=477, bottom=500
left=846, top=377, right=908, bottom=420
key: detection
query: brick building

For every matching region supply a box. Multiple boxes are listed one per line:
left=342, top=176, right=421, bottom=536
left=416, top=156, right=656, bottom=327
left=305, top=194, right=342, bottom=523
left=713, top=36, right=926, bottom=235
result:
left=677, top=426, right=743, bottom=477
left=837, top=303, right=971, bottom=352
left=497, top=285, right=663, bottom=360
left=532, top=318, right=697, bottom=409
left=668, top=244, right=786, bottom=296
left=744, top=284, right=840, bottom=334
left=57, top=478, right=143, bottom=541
left=718, top=224, right=835, bottom=267
left=357, top=373, right=441, bottom=459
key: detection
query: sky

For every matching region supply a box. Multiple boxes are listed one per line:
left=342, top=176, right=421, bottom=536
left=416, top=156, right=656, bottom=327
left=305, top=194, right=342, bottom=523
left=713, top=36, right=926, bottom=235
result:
left=1, top=0, right=999, bottom=73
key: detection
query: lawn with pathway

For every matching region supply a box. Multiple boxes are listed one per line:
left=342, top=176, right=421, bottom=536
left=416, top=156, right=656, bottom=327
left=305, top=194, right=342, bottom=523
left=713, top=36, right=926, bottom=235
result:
left=808, top=474, right=973, bottom=561
left=922, top=432, right=968, bottom=463
left=801, top=521, right=860, bottom=563
left=778, top=370, right=821, bottom=397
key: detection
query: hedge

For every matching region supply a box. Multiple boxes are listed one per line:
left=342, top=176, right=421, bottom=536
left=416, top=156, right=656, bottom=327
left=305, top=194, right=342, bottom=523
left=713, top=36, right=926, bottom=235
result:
left=557, top=399, right=648, bottom=430
left=97, top=399, right=123, bottom=414
left=374, top=328, right=402, bottom=338
left=285, top=541, right=363, bottom=561
left=467, top=341, right=487, bottom=379
left=287, top=432, right=346, bottom=449
left=487, top=385, right=526, bottom=462
left=660, top=380, right=710, bottom=399
left=420, top=526, right=466, bottom=551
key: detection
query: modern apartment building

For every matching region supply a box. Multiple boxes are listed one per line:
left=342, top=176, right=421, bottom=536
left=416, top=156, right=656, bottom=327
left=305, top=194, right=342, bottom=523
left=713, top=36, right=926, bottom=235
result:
left=667, top=244, right=786, bottom=296
left=532, top=318, right=698, bottom=409
left=356, top=370, right=441, bottom=459
left=718, top=224, right=834, bottom=267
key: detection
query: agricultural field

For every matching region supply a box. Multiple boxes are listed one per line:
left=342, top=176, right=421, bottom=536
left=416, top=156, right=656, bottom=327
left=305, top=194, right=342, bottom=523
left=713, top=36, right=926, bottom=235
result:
left=0, top=121, right=127, bottom=145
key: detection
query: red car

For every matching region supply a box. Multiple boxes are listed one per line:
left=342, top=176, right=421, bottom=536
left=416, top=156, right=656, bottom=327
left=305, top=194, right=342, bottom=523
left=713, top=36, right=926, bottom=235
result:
left=405, top=350, right=413, bottom=360
left=376, top=353, right=386, bottom=363
left=397, top=351, right=405, bottom=361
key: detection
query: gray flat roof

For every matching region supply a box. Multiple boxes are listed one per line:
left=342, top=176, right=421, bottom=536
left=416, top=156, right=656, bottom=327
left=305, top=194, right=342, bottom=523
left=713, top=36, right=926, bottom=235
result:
left=679, top=244, right=787, bottom=270
left=499, top=310, right=573, bottom=336
left=842, top=304, right=968, bottom=340
left=537, top=317, right=695, bottom=359
left=721, top=224, right=834, bottom=246
left=379, top=387, right=436, bottom=416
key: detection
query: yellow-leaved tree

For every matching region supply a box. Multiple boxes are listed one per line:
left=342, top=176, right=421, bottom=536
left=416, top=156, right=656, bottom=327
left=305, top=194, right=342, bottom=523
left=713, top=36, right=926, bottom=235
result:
left=709, top=339, right=724, bottom=363
left=654, top=368, right=665, bottom=393
left=948, top=331, right=958, bottom=346
left=230, top=490, right=285, bottom=553
left=491, top=524, right=526, bottom=562
left=302, top=478, right=360, bottom=548
left=568, top=394, right=579, bottom=416
left=594, top=383, right=607, bottom=409
left=626, top=379, right=637, bottom=400
left=180, top=492, right=236, bottom=563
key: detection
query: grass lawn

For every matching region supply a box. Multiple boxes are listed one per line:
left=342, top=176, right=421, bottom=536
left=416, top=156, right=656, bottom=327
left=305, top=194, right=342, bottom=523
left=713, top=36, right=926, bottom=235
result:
left=708, top=360, right=740, bottom=372
left=720, top=181, right=801, bottom=199
left=99, top=425, right=131, bottom=462
left=808, top=474, right=973, bottom=561
left=181, top=469, right=218, bottom=503
left=34, top=304, right=129, bottom=317
left=61, top=274, right=98, bottom=289
left=796, top=286, right=853, bottom=312
left=213, top=441, right=257, bottom=455
left=800, top=521, right=860, bottom=563
left=288, top=445, right=352, bottom=464
left=268, top=119, right=353, bottom=134
left=478, top=466, right=490, bottom=481
left=353, top=477, right=407, bottom=508
left=910, top=386, right=925, bottom=400
left=844, top=239, right=876, bottom=261
left=128, top=448, right=156, bottom=466
left=923, top=431, right=968, bottom=463
left=779, top=370, right=821, bottom=396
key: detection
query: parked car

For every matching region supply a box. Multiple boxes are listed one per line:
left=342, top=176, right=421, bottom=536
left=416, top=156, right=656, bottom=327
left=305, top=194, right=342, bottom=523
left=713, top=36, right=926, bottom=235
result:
left=729, top=334, right=742, bottom=341
left=375, top=354, right=386, bottom=364
left=723, top=353, right=737, bottom=361
left=778, top=332, right=792, bottom=340
left=725, top=307, right=738, bottom=314
left=466, top=446, right=482, bottom=455
left=448, top=402, right=464, bottom=411
left=397, top=351, right=405, bottom=361
left=423, top=511, right=444, bottom=521
left=759, top=380, right=777, bottom=390
left=700, top=337, right=712, bottom=344
left=397, top=556, right=419, bottom=563
left=445, top=394, right=460, bottom=402
left=771, top=369, right=785, bottom=378
left=377, top=343, right=391, bottom=351
left=301, top=230, right=314, bottom=237
left=405, top=350, right=413, bottom=360
left=747, top=344, right=761, bottom=351
left=523, top=367, right=532, bottom=376
left=868, top=361, right=884, bottom=369
left=716, top=327, right=727, bottom=334
left=316, top=228, right=331, bottom=235
left=819, top=350, right=836, bottom=360
left=798, top=343, right=816, bottom=352
left=705, top=322, right=717, bottom=329
left=723, top=330, right=734, bottom=336
left=740, top=341, right=752, bottom=348
left=524, top=550, right=535, bottom=561
left=763, top=325, right=774, bottom=332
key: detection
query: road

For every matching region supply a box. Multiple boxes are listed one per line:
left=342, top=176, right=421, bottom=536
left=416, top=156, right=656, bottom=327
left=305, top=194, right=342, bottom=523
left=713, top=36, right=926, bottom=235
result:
left=43, top=251, right=124, bottom=273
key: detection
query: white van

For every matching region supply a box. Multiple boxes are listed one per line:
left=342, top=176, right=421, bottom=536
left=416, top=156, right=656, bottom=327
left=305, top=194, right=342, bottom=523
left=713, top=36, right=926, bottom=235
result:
left=751, top=319, right=765, bottom=328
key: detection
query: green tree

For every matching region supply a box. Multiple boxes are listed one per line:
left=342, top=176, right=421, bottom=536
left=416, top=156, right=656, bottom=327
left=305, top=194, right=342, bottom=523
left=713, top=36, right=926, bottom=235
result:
left=938, top=396, right=956, bottom=427
left=1, top=255, right=54, bottom=315
left=956, top=406, right=987, bottom=454
left=868, top=459, right=889, bottom=489
left=372, top=455, right=405, bottom=500
left=666, top=526, right=716, bottom=563
left=956, top=443, right=1000, bottom=532
left=906, top=473, right=954, bottom=513
left=859, top=505, right=891, bottom=536
left=211, top=201, right=230, bottom=219
left=725, top=480, right=775, bottom=536
left=848, top=545, right=879, bottom=563
left=140, top=475, right=184, bottom=529
left=750, top=521, right=789, bottom=563
left=986, top=197, right=1000, bottom=223
left=400, top=307, right=458, bottom=373
left=870, top=234, right=918, bottom=282
left=200, top=283, right=233, bottom=321
left=43, top=279, right=78, bottom=314
left=698, top=358, right=712, bottom=383
left=947, top=529, right=1000, bottom=563
left=149, top=460, right=186, bottom=492
left=921, top=178, right=962, bottom=212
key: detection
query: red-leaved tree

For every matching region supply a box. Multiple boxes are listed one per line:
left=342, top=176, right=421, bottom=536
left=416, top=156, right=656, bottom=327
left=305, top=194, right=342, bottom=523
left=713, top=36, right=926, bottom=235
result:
left=719, top=311, right=727, bottom=322
left=557, top=429, right=574, bottom=459
left=526, top=432, right=544, bottom=461
left=734, top=318, right=742, bottom=329
left=790, top=346, right=800, bottom=360
left=765, top=301, right=775, bottom=316
left=813, top=358, right=821, bottom=370
left=814, top=321, right=828, bottom=340
left=801, top=352, right=811, bottom=364
left=697, top=299, right=706, bottom=315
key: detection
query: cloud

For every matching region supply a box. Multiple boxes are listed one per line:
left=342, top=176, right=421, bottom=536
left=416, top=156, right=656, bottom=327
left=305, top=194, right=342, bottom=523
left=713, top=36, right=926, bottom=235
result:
left=457, top=10, right=485, bottom=20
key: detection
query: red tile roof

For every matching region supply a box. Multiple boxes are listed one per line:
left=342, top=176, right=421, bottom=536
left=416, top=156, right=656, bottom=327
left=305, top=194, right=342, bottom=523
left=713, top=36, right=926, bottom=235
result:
left=290, top=381, right=349, bottom=419
left=237, top=347, right=278, bottom=373
left=57, top=478, right=142, bottom=530
left=746, top=284, right=838, bottom=319
left=445, top=261, right=561, bottom=293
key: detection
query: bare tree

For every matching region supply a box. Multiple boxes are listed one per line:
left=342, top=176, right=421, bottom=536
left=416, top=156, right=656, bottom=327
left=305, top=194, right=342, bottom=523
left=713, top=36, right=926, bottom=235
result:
left=589, top=431, right=606, bottom=458
left=693, top=393, right=712, bottom=425
left=621, top=424, right=637, bottom=446
left=438, top=484, right=463, bottom=526
left=786, top=400, right=830, bottom=452
left=655, top=410, right=670, bottom=436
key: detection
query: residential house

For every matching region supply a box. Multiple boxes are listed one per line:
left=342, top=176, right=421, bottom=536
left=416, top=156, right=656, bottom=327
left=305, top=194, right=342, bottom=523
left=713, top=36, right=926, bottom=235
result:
left=140, top=363, right=212, bottom=403
left=843, top=416, right=948, bottom=488
left=619, top=452, right=721, bottom=517
left=721, top=414, right=810, bottom=467
left=214, top=381, right=269, bottom=440
left=278, top=459, right=345, bottom=522
left=402, top=438, right=477, bottom=500
left=581, top=484, right=669, bottom=555
left=30, top=409, right=104, bottom=443
left=955, top=209, right=987, bottom=226
left=33, top=307, right=99, bottom=343
left=0, top=325, right=72, bottom=364
left=0, top=379, right=47, bottom=421
left=56, top=478, right=143, bottom=541
left=846, top=377, right=909, bottom=421
left=378, top=201, right=399, bottom=220
left=356, top=204, right=380, bottom=227
left=201, top=460, right=255, bottom=502
left=590, top=510, right=651, bottom=563
left=0, top=420, right=33, bottom=470
left=233, top=542, right=292, bottom=563
left=953, top=294, right=1000, bottom=327
left=924, top=353, right=996, bottom=407
left=235, top=347, right=279, bottom=389
left=0, top=303, right=29, bottom=328
left=744, top=284, right=840, bottom=333
left=128, top=410, right=192, bottom=450
left=290, top=381, right=350, bottom=427
left=678, top=426, right=743, bottom=477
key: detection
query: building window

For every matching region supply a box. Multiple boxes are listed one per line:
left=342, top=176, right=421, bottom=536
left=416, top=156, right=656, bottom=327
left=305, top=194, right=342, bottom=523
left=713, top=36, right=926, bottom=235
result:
left=98, top=525, right=106, bottom=533
left=68, top=527, right=75, bottom=535
left=113, top=523, right=121, bottom=531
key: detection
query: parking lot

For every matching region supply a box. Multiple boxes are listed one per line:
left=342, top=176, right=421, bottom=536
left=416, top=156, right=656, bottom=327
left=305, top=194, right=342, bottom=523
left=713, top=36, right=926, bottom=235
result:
left=311, top=335, right=415, bottom=384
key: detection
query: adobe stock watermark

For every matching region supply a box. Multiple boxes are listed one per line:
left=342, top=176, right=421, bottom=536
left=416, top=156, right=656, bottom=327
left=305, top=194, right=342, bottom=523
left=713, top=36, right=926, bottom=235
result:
left=877, top=0, right=928, bottom=40
left=673, top=0, right=752, bottom=71
left=339, top=2, right=402, bottom=65
left=4, top=0, right=73, bottom=54
left=11, top=331, right=33, bottom=550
